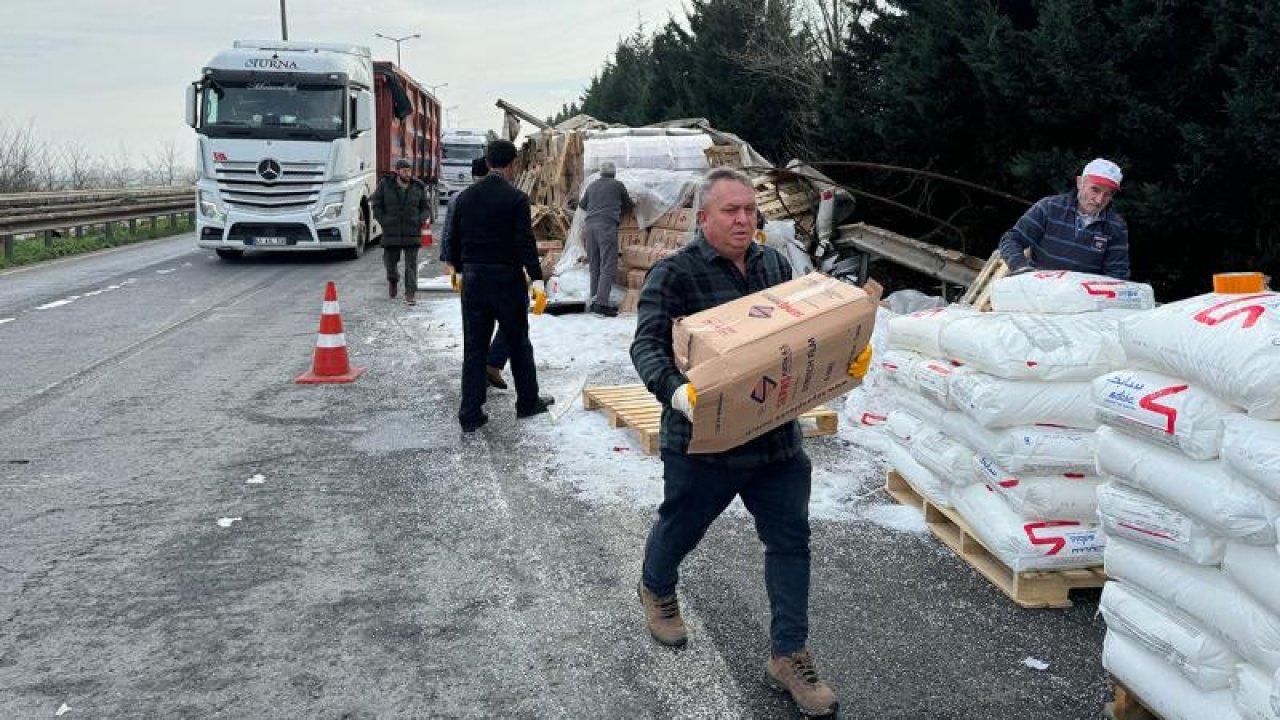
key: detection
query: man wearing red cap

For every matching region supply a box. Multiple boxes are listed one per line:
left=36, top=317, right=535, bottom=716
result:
left=998, top=157, right=1130, bottom=279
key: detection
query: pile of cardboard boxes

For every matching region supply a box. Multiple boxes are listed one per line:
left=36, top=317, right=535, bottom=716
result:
left=615, top=206, right=696, bottom=312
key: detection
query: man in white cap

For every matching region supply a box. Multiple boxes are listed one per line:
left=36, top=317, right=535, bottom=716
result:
left=579, top=160, right=634, bottom=316
left=998, top=157, right=1130, bottom=279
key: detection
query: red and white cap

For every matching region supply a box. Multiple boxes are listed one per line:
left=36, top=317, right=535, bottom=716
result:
left=1081, top=158, right=1123, bottom=190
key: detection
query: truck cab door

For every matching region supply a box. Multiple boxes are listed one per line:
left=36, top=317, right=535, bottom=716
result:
left=352, top=89, right=373, bottom=137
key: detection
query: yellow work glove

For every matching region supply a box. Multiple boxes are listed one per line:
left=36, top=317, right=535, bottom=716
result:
left=848, top=344, right=873, bottom=380
left=529, top=280, right=547, bottom=315
left=671, top=383, right=696, bottom=421
left=450, top=270, right=461, bottom=293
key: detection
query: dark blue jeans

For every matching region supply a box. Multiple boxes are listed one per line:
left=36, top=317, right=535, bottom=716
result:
left=458, top=264, right=540, bottom=425
left=642, top=450, right=813, bottom=656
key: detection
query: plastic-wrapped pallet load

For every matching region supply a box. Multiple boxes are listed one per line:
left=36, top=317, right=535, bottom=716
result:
left=941, top=413, right=1096, bottom=475
left=989, top=270, right=1156, bottom=314
left=1100, top=580, right=1240, bottom=690
left=1233, top=663, right=1280, bottom=720
left=1222, top=542, right=1280, bottom=619
left=1222, top=415, right=1280, bottom=500
left=886, top=304, right=977, bottom=358
left=1092, top=369, right=1240, bottom=460
left=1119, top=292, right=1280, bottom=419
left=1096, top=482, right=1227, bottom=565
left=1103, top=631, right=1243, bottom=720
left=1096, top=426, right=1279, bottom=543
left=949, top=372, right=1097, bottom=429
left=939, top=312, right=1126, bottom=381
left=1105, top=538, right=1280, bottom=673
left=949, top=483, right=1104, bottom=570
left=972, top=456, right=1100, bottom=522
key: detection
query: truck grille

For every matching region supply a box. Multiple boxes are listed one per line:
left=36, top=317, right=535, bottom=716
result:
left=215, top=160, right=326, bottom=213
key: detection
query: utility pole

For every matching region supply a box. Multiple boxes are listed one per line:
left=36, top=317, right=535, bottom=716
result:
left=374, top=32, right=420, bottom=68
left=279, top=0, right=288, bottom=40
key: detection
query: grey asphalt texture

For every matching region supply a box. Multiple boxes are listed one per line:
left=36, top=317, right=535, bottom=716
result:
left=0, top=233, right=1108, bottom=718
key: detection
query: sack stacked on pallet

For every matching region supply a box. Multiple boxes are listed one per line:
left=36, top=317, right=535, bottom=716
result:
left=1097, top=291, right=1280, bottom=720
left=880, top=274, right=1140, bottom=571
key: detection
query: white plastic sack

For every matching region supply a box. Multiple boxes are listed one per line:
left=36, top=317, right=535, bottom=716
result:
left=877, top=347, right=917, bottom=385
left=761, top=220, right=815, bottom=277
left=892, top=388, right=948, bottom=428
left=1102, top=630, right=1243, bottom=720
left=989, top=270, right=1155, bottom=313
left=1096, top=482, right=1226, bottom=565
left=1222, top=415, right=1280, bottom=501
left=910, top=428, right=977, bottom=487
left=880, top=349, right=964, bottom=408
left=886, top=438, right=951, bottom=507
left=938, top=312, right=1126, bottom=381
left=973, top=456, right=1101, bottom=522
left=941, top=413, right=1096, bottom=475
left=1093, top=369, right=1240, bottom=460
left=949, top=483, right=1105, bottom=571
left=1223, top=542, right=1280, bottom=619
left=1100, top=581, right=1240, bottom=691
left=886, top=304, right=977, bottom=357
left=1120, top=292, right=1280, bottom=419
left=950, top=372, right=1096, bottom=429
left=1272, top=666, right=1279, bottom=716
left=1105, top=538, right=1280, bottom=673
left=885, top=410, right=930, bottom=445
left=1233, top=663, right=1280, bottom=720
left=1097, top=426, right=1279, bottom=543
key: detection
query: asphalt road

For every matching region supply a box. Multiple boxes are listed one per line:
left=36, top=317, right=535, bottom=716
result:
left=0, top=234, right=1108, bottom=718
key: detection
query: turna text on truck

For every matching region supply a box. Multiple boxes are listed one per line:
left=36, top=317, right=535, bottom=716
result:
left=440, top=128, right=496, bottom=201
left=185, top=40, right=442, bottom=260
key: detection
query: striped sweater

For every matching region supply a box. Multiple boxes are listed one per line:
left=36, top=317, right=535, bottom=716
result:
left=998, top=191, right=1130, bottom=279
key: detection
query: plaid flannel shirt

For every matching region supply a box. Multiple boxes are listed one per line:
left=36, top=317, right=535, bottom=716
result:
left=629, top=231, right=801, bottom=468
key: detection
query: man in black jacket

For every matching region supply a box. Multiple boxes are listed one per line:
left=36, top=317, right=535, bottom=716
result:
left=446, top=140, right=553, bottom=432
left=372, top=158, right=432, bottom=305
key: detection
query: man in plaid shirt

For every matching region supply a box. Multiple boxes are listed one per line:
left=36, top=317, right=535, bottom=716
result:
left=630, top=167, right=864, bottom=717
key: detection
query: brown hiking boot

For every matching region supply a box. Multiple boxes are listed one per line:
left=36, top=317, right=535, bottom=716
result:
left=637, top=583, right=687, bottom=647
left=767, top=649, right=838, bottom=717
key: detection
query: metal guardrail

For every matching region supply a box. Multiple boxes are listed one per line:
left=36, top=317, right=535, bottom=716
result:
left=0, top=186, right=194, bottom=259
left=835, top=222, right=983, bottom=288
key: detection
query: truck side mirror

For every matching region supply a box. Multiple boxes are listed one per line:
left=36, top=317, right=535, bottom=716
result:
left=352, top=91, right=373, bottom=137
left=185, top=84, right=198, bottom=128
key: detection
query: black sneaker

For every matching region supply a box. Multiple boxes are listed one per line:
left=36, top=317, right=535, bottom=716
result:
left=460, top=413, right=489, bottom=432
left=516, top=396, right=556, bottom=419
left=593, top=304, right=619, bottom=318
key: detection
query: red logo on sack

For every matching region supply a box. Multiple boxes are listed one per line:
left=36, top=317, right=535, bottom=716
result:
left=750, top=376, right=778, bottom=403
left=1081, top=281, right=1124, bottom=298
left=910, top=307, right=946, bottom=318
left=859, top=412, right=887, bottom=426
left=1193, top=293, right=1272, bottom=329
left=749, top=306, right=775, bottom=319
left=1023, top=521, right=1080, bottom=555
left=1139, top=384, right=1188, bottom=434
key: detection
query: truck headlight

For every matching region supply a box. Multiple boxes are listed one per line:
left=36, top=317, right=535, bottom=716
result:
left=313, top=192, right=345, bottom=221
left=198, top=191, right=225, bottom=221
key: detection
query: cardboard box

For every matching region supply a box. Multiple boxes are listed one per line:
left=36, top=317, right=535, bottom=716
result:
left=618, top=228, right=648, bottom=248
left=620, top=211, right=639, bottom=229
left=647, top=228, right=690, bottom=249
left=653, top=208, right=695, bottom=231
left=626, top=268, right=648, bottom=288
left=673, top=272, right=876, bottom=453
left=623, top=244, right=676, bottom=271
left=620, top=288, right=642, bottom=314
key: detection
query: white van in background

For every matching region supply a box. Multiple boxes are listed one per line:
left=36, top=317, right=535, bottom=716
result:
left=441, top=129, right=495, bottom=201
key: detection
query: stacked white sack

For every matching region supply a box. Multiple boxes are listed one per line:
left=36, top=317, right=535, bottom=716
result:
left=1103, top=631, right=1243, bottom=720
left=972, top=455, right=1101, bottom=522
left=884, top=410, right=951, bottom=507
left=990, top=270, right=1155, bottom=314
left=1119, top=292, right=1280, bottom=418
left=840, top=306, right=896, bottom=448
left=1222, top=415, right=1280, bottom=501
left=949, top=483, right=1104, bottom=570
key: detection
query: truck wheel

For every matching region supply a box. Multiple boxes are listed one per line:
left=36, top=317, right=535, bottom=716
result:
left=346, top=209, right=369, bottom=260
left=215, top=248, right=243, bottom=260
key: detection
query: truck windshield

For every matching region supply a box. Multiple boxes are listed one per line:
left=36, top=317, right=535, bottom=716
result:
left=202, top=80, right=347, bottom=140
left=442, top=143, right=486, bottom=164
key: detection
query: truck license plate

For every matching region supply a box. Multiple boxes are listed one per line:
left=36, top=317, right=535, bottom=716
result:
left=254, top=236, right=288, bottom=246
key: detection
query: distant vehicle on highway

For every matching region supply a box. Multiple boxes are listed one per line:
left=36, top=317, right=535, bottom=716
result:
left=440, top=129, right=496, bottom=202
left=184, top=40, right=443, bottom=260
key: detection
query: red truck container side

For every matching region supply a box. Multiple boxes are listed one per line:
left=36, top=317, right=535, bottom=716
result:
left=373, top=61, right=442, bottom=187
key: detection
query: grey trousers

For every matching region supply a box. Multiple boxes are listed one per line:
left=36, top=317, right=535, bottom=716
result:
left=383, top=245, right=419, bottom=294
left=585, top=222, right=619, bottom=308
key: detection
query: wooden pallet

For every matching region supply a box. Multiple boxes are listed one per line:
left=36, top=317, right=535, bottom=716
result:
left=884, top=470, right=1106, bottom=608
left=1104, top=678, right=1161, bottom=720
left=582, top=384, right=838, bottom=455
left=958, top=249, right=1009, bottom=311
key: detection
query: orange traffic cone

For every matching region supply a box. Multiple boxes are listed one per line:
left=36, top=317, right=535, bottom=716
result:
left=296, top=281, right=367, bottom=384
left=420, top=219, right=434, bottom=247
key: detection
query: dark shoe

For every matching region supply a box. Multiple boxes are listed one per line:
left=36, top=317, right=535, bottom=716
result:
left=637, top=583, right=688, bottom=647
left=460, top=413, right=489, bottom=433
left=485, top=366, right=508, bottom=390
left=767, top=649, right=838, bottom=717
left=515, top=395, right=555, bottom=419
left=388, top=280, right=398, bottom=298
left=592, top=303, right=619, bottom=318
left=405, top=294, right=416, bottom=306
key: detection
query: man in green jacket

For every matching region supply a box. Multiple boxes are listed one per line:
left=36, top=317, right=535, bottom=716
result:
left=372, top=158, right=433, bottom=305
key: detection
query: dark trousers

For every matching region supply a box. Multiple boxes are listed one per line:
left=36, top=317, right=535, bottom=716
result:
left=382, top=245, right=419, bottom=293
left=459, top=264, right=539, bottom=424
left=485, top=289, right=528, bottom=369
left=585, top=221, right=619, bottom=308
left=642, top=451, right=813, bottom=656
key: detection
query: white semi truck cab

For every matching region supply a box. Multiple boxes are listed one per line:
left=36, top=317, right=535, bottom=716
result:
left=186, top=40, right=379, bottom=260
left=440, top=129, right=495, bottom=201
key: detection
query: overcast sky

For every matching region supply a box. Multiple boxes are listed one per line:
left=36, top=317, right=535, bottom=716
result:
left=0, top=0, right=687, bottom=166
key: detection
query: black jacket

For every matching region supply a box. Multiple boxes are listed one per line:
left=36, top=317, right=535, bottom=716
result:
left=446, top=174, right=541, bottom=281
left=372, top=175, right=432, bottom=247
